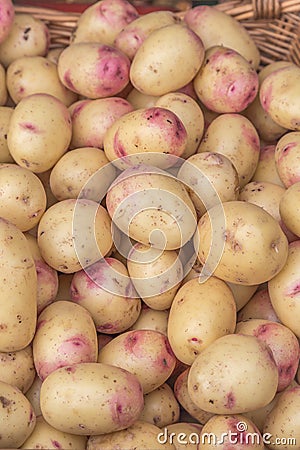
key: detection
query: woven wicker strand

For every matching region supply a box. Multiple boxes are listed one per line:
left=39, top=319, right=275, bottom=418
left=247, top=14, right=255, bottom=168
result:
left=14, top=2, right=300, bottom=68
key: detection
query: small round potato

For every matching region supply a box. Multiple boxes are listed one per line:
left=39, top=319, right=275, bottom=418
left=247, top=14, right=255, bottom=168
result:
left=0, top=380, right=36, bottom=448
left=58, top=43, right=131, bottom=99
left=37, top=198, right=113, bottom=273
left=139, top=383, right=180, bottom=427
left=195, top=201, right=288, bottom=285
left=194, top=46, right=258, bottom=114
left=20, top=415, right=87, bottom=450
left=0, top=13, right=49, bottom=68
left=0, top=106, right=14, bottom=163
left=7, top=56, right=78, bottom=106
left=98, top=329, right=176, bottom=393
left=0, top=163, right=47, bottom=231
left=69, top=97, right=133, bottom=149
left=167, top=277, right=236, bottom=365
left=275, top=131, right=300, bottom=188
left=279, top=181, right=300, bottom=237
left=188, top=334, right=278, bottom=414
left=0, top=345, right=35, bottom=393
left=268, top=240, right=300, bottom=338
left=130, top=23, right=205, bottom=96
left=7, top=93, right=72, bottom=173
left=40, top=362, right=144, bottom=435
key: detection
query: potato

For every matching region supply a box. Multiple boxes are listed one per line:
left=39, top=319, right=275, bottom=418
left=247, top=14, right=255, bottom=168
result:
left=226, top=281, right=258, bottom=312
left=268, top=240, right=300, bottom=338
left=0, top=345, right=35, bottom=393
left=0, top=163, right=47, bottom=231
left=279, top=181, right=300, bottom=237
left=49, top=147, right=111, bottom=201
left=33, top=300, right=98, bottom=380
left=0, top=0, right=14, bottom=44
left=275, top=131, right=300, bottom=188
left=173, top=368, right=214, bottom=425
left=194, top=46, right=258, bottom=114
left=21, top=415, right=87, bottom=450
left=69, top=97, right=133, bottom=149
left=127, top=88, right=159, bottom=109
left=37, top=198, right=112, bottom=273
left=25, top=233, right=58, bottom=314
left=106, top=165, right=197, bottom=250
left=235, top=319, right=300, bottom=392
left=114, top=10, right=178, bottom=59
left=0, top=63, right=7, bottom=106
left=7, top=56, right=78, bottom=106
left=7, top=93, right=72, bottom=173
left=70, top=257, right=141, bottom=334
left=0, top=13, right=49, bottom=68
left=87, top=420, right=176, bottom=450
left=263, top=385, right=300, bottom=449
left=155, top=92, right=204, bottom=159
left=195, top=200, right=288, bottom=285
left=199, top=414, right=264, bottom=449
left=167, top=277, right=236, bottom=365
left=237, top=288, right=280, bottom=323
left=188, top=334, right=278, bottom=414
left=0, top=380, right=36, bottom=447
left=139, top=383, right=180, bottom=427
left=46, top=46, right=64, bottom=64
left=162, top=422, right=203, bottom=450
left=251, top=145, right=284, bottom=187
left=184, top=5, right=260, bottom=69
left=25, top=375, right=42, bottom=417
left=57, top=43, right=130, bottom=99
left=71, top=0, right=139, bottom=45
left=40, top=362, right=144, bottom=435
left=260, top=64, right=300, bottom=130
left=198, top=113, right=260, bottom=187
left=104, top=107, right=188, bottom=165
left=98, top=329, right=176, bottom=393
left=0, top=106, right=14, bottom=163
left=130, top=24, right=205, bottom=96
left=0, top=217, right=37, bottom=352
left=177, top=152, right=239, bottom=216
left=127, top=242, right=183, bottom=310
left=129, top=305, right=169, bottom=335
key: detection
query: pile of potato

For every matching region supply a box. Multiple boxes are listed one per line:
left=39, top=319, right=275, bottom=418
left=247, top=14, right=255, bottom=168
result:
left=0, top=0, right=300, bottom=448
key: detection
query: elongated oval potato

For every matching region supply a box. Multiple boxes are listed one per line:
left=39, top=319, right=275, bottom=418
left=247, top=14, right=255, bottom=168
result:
left=0, top=380, right=36, bottom=448
left=40, top=362, right=144, bottom=435
left=0, top=217, right=37, bottom=352
left=195, top=201, right=288, bottom=285
left=275, top=131, right=300, bottom=188
left=130, top=23, right=205, bottom=96
left=188, top=334, right=278, bottom=414
left=184, top=5, right=260, bottom=68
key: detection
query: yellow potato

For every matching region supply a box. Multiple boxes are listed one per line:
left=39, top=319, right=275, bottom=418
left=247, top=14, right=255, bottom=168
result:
left=0, top=345, right=35, bottom=393
left=129, top=306, right=169, bottom=335
left=0, top=106, right=14, bottom=163
left=127, top=88, right=159, bottom=109
left=275, top=131, right=300, bottom=188
left=0, top=217, right=37, bottom=352
left=0, top=63, right=7, bottom=105
left=163, top=422, right=204, bottom=450
left=25, top=375, right=42, bottom=417
left=251, top=144, right=285, bottom=187
left=279, top=181, right=300, bottom=237
left=139, top=383, right=180, bottom=427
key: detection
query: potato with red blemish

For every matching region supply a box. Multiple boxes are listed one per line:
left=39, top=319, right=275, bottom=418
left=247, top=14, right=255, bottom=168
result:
left=0, top=0, right=14, bottom=45
left=167, top=277, right=236, bottom=365
left=40, top=362, right=144, bottom=436
left=198, top=113, right=260, bottom=187
left=236, top=319, right=300, bottom=392
left=98, top=329, right=176, bottom=393
left=274, top=131, right=300, bottom=188
left=0, top=13, right=49, bottom=68
left=195, top=200, right=288, bottom=286
left=237, top=288, right=280, bottom=323
left=188, top=334, right=278, bottom=414
left=70, top=257, right=141, bottom=334
left=20, top=415, right=87, bottom=450
left=194, top=46, right=258, bottom=114
left=87, top=420, right=175, bottom=450
left=0, top=380, right=36, bottom=448
left=33, top=300, right=98, bottom=381
left=69, top=97, right=133, bottom=150
left=71, top=0, right=139, bottom=46
left=279, top=181, right=300, bottom=237
left=139, top=383, right=180, bottom=427
left=130, top=24, right=205, bottom=96
left=268, top=240, right=300, bottom=338
left=57, top=43, right=130, bottom=100
left=0, top=345, right=35, bottom=394
left=6, top=56, right=78, bottom=106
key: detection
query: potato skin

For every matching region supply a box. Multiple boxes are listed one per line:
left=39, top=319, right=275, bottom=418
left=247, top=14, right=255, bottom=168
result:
left=40, top=362, right=144, bottom=435
left=279, top=181, right=300, bottom=237
left=0, top=345, right=35, bottom=393
left=0, top=106, right=14, bottom=163
left=275, top=131, right=300, bottom=188
left=0, top=0, right=14, bottom=45
left=139, top=383, right=180, bottom=427
left=0, top=217, right=37, bottom=352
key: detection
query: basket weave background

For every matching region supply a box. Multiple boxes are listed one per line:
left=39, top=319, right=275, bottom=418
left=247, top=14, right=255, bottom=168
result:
left=14, top=0, right=300, bottom=69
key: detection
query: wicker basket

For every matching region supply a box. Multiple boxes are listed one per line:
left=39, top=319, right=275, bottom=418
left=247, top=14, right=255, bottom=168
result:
left=14, top=0, right=300, bottom=68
